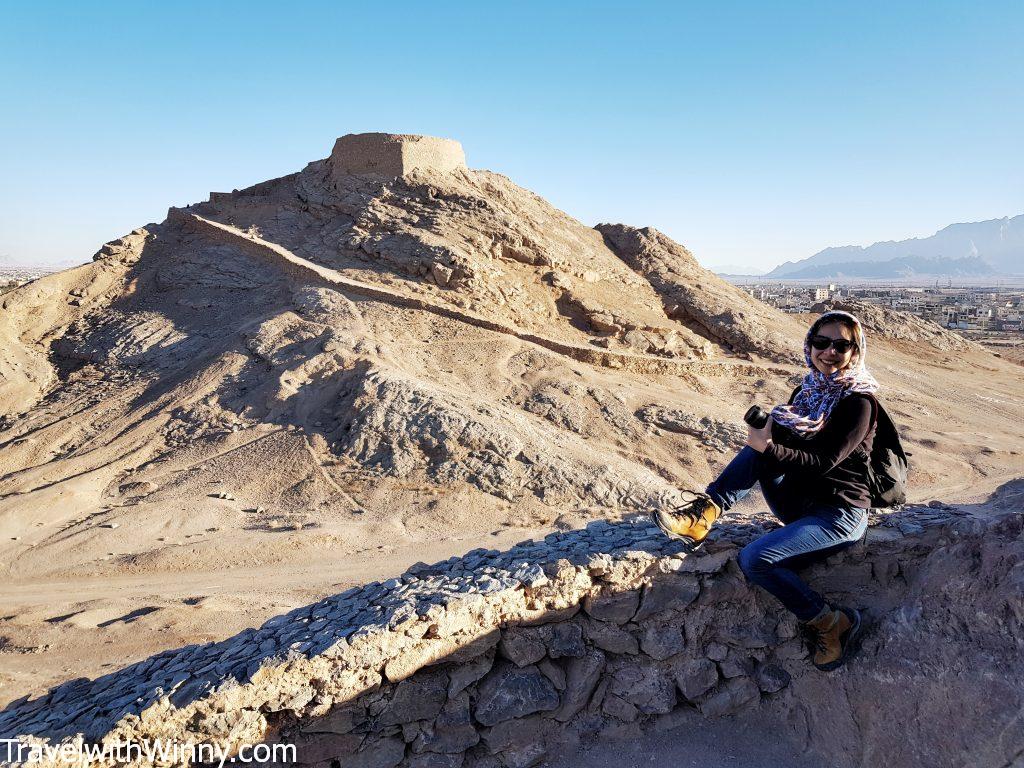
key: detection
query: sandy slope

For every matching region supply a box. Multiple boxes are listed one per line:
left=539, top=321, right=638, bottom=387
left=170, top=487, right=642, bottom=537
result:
left=0, top=137, right=1021, bottom=709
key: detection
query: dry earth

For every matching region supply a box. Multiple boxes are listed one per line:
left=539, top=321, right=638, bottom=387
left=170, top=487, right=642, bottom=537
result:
left=0, top=135, right=1021, bottom=761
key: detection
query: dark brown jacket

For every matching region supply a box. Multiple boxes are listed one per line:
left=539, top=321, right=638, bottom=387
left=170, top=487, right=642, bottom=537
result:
left=763, top=388, right=876, bottom=510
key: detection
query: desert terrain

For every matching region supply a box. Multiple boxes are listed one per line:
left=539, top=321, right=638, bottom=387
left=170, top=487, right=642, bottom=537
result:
left=0, top=135, right=1021, bottom=766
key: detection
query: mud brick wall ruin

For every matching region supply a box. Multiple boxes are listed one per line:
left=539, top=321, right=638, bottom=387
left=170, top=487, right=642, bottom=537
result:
left=2, top=484, right=1022, bottom=768
left=328, top=134, right=467, bottom=179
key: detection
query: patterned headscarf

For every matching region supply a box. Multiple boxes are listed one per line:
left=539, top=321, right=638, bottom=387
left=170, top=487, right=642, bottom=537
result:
left=770, top=310, right=879, bottom=436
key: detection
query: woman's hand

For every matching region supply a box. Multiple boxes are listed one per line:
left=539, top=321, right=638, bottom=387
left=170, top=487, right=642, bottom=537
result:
left=746, top=416, right=773, bottom=453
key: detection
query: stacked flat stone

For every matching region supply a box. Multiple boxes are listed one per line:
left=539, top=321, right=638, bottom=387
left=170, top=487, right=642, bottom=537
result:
left=0, top=503, right=1011, bottom=768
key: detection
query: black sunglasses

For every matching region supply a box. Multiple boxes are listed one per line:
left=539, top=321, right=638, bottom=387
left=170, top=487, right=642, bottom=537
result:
left=809, top=334, right=857, bottom=354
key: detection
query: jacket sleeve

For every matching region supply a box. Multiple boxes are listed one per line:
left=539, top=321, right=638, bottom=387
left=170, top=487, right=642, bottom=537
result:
left=764, top=395, right=873, bottom=474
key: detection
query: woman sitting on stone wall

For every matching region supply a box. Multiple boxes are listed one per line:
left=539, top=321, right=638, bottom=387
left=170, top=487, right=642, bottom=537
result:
left=653, top=310, right=878, bottom=671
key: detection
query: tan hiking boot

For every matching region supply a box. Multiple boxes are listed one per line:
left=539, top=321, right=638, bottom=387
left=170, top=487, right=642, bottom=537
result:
left=803, top=605, right=862, bottom=671
left=651, top=493, right=722, bottom=550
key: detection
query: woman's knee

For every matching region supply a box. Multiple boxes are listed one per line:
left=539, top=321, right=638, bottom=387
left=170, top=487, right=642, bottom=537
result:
left=737, top=543, right=770, bottom=581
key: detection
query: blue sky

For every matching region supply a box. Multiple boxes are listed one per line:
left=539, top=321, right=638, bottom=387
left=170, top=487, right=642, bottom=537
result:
left=1, top=1, right=1021, bottom=271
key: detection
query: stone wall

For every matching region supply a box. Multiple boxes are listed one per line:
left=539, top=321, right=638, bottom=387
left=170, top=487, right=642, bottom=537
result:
left=1, top=482, right=1022, bottom=768
left=329, top=134, right=467, bottom=178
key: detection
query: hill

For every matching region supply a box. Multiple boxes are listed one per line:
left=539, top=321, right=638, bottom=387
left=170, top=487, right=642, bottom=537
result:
left=0, top=135, right=1021, bottom=731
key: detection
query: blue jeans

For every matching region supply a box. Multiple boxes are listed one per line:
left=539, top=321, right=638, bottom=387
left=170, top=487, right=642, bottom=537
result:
left=706, top=446, right=868, bottom=621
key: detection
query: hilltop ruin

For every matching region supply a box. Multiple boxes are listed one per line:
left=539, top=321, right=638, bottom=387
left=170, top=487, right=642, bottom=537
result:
left=329, top=133, right=467, bottom=178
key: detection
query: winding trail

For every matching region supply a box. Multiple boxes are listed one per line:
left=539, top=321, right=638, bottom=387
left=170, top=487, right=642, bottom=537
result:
left=175, top=210, right=791, bottom=383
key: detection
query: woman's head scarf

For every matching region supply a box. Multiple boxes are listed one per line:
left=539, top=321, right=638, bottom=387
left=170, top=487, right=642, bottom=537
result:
left=770, top=310, right=879, bottom=436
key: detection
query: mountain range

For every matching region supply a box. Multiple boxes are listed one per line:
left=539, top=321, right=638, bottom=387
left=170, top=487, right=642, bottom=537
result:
left=765, top=214, right=1024, bottom=279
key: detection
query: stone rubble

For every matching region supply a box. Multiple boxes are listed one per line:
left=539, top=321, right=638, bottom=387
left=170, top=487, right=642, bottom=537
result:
left=1, top=485, right=1022, bottom=768
left=634, top=406, right=746, bottom=453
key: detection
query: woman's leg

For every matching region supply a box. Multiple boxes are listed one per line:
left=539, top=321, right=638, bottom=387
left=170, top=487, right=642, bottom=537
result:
left=736, top=504, right=868, bottom=621
left=706, top=447, right=798, bottom=521
left=704, top=446, right=766, bottom=511
left=758, top=474, right=809, bottom=525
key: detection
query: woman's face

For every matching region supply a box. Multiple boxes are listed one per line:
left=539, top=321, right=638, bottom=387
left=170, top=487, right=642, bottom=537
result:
left=810, top=321, right=856, bottom=376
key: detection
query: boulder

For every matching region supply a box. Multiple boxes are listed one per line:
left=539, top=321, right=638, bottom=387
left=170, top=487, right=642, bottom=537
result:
left=547, top=623, right=585, bottom=659
left=474, top=663, right=559, bottom=726
left=498, top=743, right=547, bottom=768
left=379, top=670, right=448, bottom=725
left=537, top=658, right=566, bottom=691
left=583, top=590, right=639, bottom=624
left=408, top=753, right=465, bottom=768
left=640, top=625, right=686, bottom=661
left=718, top=653, right=754, bottom=679
left=633, top=574, right=701, bottom=621
left=705, top=642, right=729, bottom=661
left=412, top=693, right=479, bottom=755
left=481, top=715, right=545, bottom=754
left=300, top=704, right=360, bottom=735
left=582, top=618, right=639, bottom=655
left=608, top=665, right=676, bottom=715
left=553, top=649, right=606, bottom=722
left=447, top=651, right=494, bottom=697
left=498, top=629, right=546, bottom=667
left=602, top=694, right=639, bottom=722
left=674, top=658, right=719, bottom=701
left=698, top=677, right=760, bottom=718
left=754, top=663, right=791, bottom=694
left=348, top=735, right=406, bottom=768
left=677, top=549, right=734, bottom=574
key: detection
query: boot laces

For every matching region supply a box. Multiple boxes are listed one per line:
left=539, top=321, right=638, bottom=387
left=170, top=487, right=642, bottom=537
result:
left=672, top=493, right=710, bottom=526
left=672, top=507, right=700, bottom=526
left=801, top=624, right=828, bottom=657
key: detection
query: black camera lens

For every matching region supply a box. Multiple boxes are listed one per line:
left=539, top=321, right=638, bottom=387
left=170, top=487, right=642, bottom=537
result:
left=744, top=406, right=769, bottom=429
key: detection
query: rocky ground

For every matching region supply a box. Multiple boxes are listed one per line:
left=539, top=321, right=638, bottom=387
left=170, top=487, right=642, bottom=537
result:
left=542, top=713, right=817, bottom=768
left=1, top=486, right=1020, bottom=768
left=0, top=134, right=1022, bottom=767
left=971, top=333, right=1024, bottom=367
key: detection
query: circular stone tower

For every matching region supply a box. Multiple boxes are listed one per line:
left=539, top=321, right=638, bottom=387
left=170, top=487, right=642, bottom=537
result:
left=328, top=133, right=467, bottom=178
